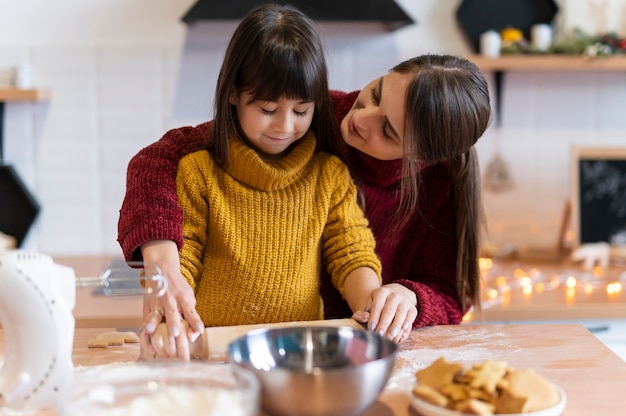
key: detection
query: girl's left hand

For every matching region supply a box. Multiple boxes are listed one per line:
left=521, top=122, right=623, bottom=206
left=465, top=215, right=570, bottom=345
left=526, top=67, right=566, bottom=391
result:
left=363, top=283, right=418, bottom=343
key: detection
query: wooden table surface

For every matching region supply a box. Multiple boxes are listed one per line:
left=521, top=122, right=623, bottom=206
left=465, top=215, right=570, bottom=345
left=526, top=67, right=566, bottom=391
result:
left=3, top=323, right=624, bottom=415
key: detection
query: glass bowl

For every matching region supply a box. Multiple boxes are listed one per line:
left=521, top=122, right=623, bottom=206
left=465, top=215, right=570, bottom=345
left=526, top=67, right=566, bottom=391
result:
left=61, top=361, right=259, bottom=416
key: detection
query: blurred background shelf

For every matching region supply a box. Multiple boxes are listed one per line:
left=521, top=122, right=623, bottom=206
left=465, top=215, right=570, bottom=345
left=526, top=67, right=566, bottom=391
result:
left=469, top=54, right=626, bottom=71
left=0, top=87, right=50, bottom=101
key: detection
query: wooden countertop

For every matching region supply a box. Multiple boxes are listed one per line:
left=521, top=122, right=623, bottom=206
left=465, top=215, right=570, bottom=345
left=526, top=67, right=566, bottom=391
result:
left=2, top=323, right=624, bottom=415
left=53, top=255, right=143, bottom=328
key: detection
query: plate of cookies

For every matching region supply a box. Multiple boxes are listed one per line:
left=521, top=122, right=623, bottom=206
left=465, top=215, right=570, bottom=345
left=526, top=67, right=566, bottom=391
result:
left=410, top=357, right=566, bottom=416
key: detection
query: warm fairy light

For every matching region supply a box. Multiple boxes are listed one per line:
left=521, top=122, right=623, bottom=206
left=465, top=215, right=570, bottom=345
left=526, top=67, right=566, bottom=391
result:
left=607, top=282, right=622, bottom=295
left=520, top=276, right=533, bottom=295
left=495, top=276, right=508, bottom=286
left=479, top=261, right=623, bottom=309
left=462, top=312, right=473, bottom=322
left=479, top=257, right=493, bottom=270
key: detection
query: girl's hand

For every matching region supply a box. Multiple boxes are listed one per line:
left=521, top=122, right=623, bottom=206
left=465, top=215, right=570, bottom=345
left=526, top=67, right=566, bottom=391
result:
left=140, top=320, right=196, bottom=361
left=140, top=240, right=204, bottom=355
left=366, top=283, right=418, bottom=343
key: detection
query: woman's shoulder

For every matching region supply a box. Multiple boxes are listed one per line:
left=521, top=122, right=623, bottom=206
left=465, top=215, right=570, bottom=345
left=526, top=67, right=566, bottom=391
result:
left=164, top=121, right=212, bottom=139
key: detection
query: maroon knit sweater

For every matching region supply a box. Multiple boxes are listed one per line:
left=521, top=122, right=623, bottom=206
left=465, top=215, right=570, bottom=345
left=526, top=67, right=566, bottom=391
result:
left=118, top=90, right=463, bottom=327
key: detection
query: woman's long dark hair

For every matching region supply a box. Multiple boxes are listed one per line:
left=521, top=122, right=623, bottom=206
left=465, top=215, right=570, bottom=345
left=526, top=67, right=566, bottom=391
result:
left=210, top=4, right=336, bottom=164
left=392, top=54, right=492, bottom=313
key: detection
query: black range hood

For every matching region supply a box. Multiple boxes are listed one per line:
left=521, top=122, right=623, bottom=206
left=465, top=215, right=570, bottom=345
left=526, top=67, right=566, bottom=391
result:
left=181, top=0, right=415, bottom=31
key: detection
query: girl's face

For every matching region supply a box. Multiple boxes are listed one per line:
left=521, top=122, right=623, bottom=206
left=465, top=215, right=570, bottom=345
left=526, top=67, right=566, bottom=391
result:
left=340, top=71, right=409, bottom=161
left=231, top=91, right=315, bottom=158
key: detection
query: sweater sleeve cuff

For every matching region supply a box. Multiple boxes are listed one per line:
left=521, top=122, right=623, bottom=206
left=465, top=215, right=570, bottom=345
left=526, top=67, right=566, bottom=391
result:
left=118, top=219, right=184, bottom=262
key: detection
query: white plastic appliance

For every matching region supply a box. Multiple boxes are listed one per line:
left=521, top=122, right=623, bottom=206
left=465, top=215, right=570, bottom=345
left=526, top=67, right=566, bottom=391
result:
left=0, top=250, right=166, bottom=412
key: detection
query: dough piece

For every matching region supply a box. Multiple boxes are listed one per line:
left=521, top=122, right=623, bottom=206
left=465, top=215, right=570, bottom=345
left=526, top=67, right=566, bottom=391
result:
left=415, top=357, right=464, bottom=389
left=87, top=331, right=139, bottom=348
left=411, top=357, right=561, bottom=415
left=454, top=398, right=495, bottom=415
left=459, top=360, right=508, bottom=394
left=412, top=384, right=449, bottom=407
left=501, top=368, right=560, bottom=412
left=494, top=389, right=529, bottom=414
left=440, top=382, right=469, bottom=402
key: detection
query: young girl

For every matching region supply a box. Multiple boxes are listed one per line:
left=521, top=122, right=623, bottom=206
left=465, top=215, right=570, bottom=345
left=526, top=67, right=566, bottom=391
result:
left=119, top=32, right=491, bottom=357
left=135, top=4, right=413, bottom=360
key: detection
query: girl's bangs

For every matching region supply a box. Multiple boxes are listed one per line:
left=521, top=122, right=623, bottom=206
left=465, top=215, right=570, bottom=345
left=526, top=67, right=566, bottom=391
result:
left=244, top=52, right=321, bottom=103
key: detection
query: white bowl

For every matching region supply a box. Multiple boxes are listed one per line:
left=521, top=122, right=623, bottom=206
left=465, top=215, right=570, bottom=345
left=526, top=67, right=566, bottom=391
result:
left=410, top=382, right=567, bottom=416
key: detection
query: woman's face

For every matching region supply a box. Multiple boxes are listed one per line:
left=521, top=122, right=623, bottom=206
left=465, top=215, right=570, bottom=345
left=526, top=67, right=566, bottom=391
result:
left=340, top=71, right=410, bottom=161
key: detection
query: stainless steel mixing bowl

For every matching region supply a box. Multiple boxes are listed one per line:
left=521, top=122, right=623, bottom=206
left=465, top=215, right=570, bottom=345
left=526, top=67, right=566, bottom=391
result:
left=228, top=325, right=397, bottom=416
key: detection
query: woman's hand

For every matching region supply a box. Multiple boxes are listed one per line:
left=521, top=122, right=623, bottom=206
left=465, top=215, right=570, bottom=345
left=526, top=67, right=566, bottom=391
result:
left=365, top=283, right=418, bottom=343
left=139, top=240, right=204, bottom=361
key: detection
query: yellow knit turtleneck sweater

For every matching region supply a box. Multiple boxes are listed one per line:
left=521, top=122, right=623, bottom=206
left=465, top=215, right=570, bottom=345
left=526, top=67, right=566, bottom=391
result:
left=176, top=130, right=381, bottom=327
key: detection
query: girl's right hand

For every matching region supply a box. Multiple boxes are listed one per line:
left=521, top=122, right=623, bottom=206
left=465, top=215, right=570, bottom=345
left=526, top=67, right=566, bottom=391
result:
left=140, top=240, right=204, bottom=359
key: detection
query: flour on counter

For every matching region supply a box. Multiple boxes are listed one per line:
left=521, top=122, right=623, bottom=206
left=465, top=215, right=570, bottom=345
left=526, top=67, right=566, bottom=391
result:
left=386, top=326, right=524, bottom=392
left=63, top=386, right=248, bottom=416
left=63, top=361, right=257, bottom=416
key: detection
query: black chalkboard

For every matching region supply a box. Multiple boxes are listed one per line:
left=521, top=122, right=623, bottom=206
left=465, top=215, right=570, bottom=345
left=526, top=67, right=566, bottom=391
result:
left=571, top=147, right=626, bottom=247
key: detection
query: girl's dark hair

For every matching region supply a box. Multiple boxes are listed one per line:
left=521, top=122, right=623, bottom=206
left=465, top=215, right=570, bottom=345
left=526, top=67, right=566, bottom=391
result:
left=392, top=54, right=492, bottom=313
left=211, top=4, right=336, bottom=164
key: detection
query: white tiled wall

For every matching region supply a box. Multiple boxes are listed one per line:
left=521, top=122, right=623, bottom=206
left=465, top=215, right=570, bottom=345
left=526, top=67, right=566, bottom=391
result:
left=1, top=0, right=626, bottom=257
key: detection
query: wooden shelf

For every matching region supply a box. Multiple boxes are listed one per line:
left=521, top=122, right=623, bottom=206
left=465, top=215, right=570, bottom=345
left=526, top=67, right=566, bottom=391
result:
left=466, top=55, right=626, bottom=125
left=0, top=87, right=51, bottom=162
left=0, top=87, right=51, bottom=102
left=468, top=54, right=626, bottom=71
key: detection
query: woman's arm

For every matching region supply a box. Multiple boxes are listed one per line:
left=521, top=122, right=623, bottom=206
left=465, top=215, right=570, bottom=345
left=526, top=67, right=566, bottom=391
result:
left=385, top=163, right=466, bottom=327
left=119, top=122, right=212, bottom=358
left=118, top=122, right=213, bottom=261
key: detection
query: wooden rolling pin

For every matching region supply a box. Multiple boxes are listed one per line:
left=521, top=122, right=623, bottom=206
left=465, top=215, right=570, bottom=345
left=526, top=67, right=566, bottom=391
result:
left=201, top=318, right=363, bottom=362
left=141, top=318, right=364, bottom=362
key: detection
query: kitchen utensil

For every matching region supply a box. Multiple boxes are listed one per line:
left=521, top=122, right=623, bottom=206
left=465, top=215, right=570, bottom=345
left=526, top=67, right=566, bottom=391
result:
left=201, top=318, right=363, bottom=362
left=228, top=325, right=397, bottom=416
left=483, top=132, right=514, bottom=193
left=0, top=250, right=166, bottom=413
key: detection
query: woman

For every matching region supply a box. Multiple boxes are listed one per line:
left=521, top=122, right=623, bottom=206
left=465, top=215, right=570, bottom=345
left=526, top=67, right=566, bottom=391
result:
left=118, top=53, right=491, bottom=358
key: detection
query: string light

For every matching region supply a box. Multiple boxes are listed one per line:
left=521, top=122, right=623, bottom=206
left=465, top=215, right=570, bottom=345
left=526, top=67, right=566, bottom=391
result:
left=477, top=257, right=625, bottom=310
left=607, top=282, right=622, bottom=295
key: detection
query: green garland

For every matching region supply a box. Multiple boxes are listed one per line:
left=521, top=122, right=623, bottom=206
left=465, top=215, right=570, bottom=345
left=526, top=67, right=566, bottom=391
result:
left=502, top=28, right=626, bottom=57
